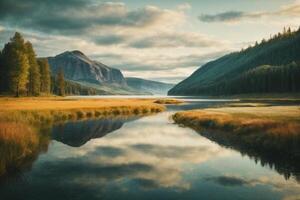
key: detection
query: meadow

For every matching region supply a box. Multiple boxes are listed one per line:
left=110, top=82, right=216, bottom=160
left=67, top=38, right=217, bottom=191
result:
left=0, top=97, right=167, bottom=125
left=173, top=105, right=300, bottom=135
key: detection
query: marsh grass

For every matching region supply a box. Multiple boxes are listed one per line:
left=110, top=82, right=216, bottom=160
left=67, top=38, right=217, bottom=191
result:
left=0, top=98, right=165, bottom=125
left=173, top=106, right=300, bottom=135
left=173, top=105, right=300, bottom=181
left=154, top=99, right=183, bottom=105
left=0, top=122, right=41, bottom=176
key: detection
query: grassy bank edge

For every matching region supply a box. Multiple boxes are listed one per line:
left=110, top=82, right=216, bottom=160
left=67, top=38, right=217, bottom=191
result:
left=172, top=106, right=300, bottom=135
left=0, top=98, right=169, bottom=125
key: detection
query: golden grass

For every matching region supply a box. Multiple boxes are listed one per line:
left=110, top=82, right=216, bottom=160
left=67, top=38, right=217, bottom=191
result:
left=0, top=122, right=39, bottom=176
left=225, top=102, right=271, bottom=107
left=173, top=106, right=300, bottom=135
left=154, top=99, right=183, bottom=105
left=0, top=97, right=166, bottom=124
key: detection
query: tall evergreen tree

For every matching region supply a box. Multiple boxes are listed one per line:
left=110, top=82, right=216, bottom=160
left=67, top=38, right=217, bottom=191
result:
left=57, top=68, right=65, bottom=96
left=26, top=42, right=40, bottom=96
left=0, top=49, right=4, bottom=93
left=1, top=32, right=29, bottom=96
left=38, top=58, right=51, bottom=94
left=11, top=51, right=30, bottom=97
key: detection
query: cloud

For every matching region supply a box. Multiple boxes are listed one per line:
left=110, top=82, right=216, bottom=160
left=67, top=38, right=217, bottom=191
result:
left=204, top=175, right=300, bottom=192
left=199, top=11, right=245, bottom=23
left=90, top=50, right=228, bottom=83
left=93, top=35, right=127, bottom=45
left=0, top=0, right=231, bottom=83
left=0, top=0, right=185, bottom=35
left=92, top=50, right=228, bottom=72
left=199, top=1, right=300, bottom=23
left=204, top=175, right=251, bottom=186
left=128, top=32, right=223, bottom=48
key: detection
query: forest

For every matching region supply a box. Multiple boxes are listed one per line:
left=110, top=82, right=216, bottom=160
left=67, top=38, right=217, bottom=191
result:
left=0, top=32, right=97, bottom=96
left=211, top=62, right=300, bottom=94
left=169, top=27, right=300, bottom=96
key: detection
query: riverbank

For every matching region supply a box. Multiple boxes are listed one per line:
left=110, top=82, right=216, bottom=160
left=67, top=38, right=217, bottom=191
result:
left=0, top=97, right=170, bottom=124
left=172, top=104, right=300, bottom=180
left=173, top=104, right=300, bottom=135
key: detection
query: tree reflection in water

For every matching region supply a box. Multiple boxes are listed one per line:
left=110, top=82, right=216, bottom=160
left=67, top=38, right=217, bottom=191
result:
left=197, top=129, right=300, bottom=182
left=0, top=122, right=50, bottom=182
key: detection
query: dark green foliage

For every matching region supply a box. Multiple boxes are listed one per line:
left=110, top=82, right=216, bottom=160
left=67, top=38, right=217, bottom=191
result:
left=0, top=50, right=5, bottom=92
left=169, top=28, right=300, bottom=95
left=38, top=58, right=51, bottom=94
left=1, top=33, right=29, bottom=96
left=213, top=62, right=300, bottom=94
left=51, top=76, right=97, bottom=96
left=26, top=42, right=40, bottom=96
left=56, top=69, right=65, bottom=96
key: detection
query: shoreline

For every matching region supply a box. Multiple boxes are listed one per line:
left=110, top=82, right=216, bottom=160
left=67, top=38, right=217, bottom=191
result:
left=0, top=97, right=183, bottom=125
left=172, top=105, right=300, bottom=135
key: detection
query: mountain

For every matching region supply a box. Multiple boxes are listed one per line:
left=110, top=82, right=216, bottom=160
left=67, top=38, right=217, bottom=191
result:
left=47, top=50, right=148, bottom=95
left=126, top=77, right=174, bottom=95
left=169, top=28, right=300, bottom=96
left=47, top=50, right=126, bottom=85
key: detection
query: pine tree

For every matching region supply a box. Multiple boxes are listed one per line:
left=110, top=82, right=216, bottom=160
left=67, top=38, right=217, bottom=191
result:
left=57, top=68, right=65, bottom=96
left=287, top=27, right=291, bottom=35
left=26, top=42, right=40, bottom=96
left=0, top=50, right=4, bottom=92
left=10, top=50, right=30, bottom=97
left=38, top=58, right=51, bottom=94
left=1, top=32, right=29, bottom=96
left=283, top=27, right=287, bottom=35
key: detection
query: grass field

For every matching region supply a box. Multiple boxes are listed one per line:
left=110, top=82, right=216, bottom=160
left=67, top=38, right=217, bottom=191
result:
left=0, top=97, right=166, bottom=124
left=173, top=105, right=300, bottom=135
left=154, top=99, right=184, bottom=104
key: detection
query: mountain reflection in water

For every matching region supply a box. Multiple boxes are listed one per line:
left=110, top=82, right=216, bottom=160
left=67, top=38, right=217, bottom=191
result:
left=52, top=117, right=138, bottom=147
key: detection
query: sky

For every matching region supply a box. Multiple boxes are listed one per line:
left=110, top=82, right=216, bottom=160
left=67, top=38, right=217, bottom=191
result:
left=0, top=0, right=299, bottom=83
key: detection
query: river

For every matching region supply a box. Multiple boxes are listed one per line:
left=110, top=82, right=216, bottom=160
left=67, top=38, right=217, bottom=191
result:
left=0, top=97, right=299, bottom=200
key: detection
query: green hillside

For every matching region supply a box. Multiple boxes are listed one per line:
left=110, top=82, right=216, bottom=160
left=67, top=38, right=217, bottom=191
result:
left=169, top=28, right=300, bottom=95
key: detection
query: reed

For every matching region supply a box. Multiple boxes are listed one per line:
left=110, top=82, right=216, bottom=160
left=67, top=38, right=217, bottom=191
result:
left=154, top=99, right=183, bottom=104
left=0, top=122, right=39, bottom=176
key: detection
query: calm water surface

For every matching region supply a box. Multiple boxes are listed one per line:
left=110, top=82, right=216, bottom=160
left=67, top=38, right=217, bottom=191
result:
left=1, top=97, right=300, bottom=200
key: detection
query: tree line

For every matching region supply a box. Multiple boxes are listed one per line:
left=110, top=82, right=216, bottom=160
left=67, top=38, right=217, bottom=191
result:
left=0, top=32, right=97, bottom=96
left=214, top=62, right=300, bottom=94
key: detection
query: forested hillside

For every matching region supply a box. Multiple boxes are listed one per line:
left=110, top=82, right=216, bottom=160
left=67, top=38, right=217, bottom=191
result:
left=215, top=62, right=300, bottom=94
left=169, top=27, right=300, bottom=95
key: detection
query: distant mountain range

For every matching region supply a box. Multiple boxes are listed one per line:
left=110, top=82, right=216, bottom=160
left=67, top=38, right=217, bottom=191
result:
left=47, top=51, right=171, bottom=95
left=169, top=28, right=300, bottom=96
left=126, top=77, right=174, bottom=95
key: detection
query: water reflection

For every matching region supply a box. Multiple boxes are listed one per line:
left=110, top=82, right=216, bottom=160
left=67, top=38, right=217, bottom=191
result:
left=0, top=100, right=300, bottom=200
left=0, top=123, right=50, bottom=183
left=198, top=130, right=300, bottom=183
left=52, top=117, right=137, bottom=147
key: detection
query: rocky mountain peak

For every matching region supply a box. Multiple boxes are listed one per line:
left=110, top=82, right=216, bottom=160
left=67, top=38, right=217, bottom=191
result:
left=47, top=51, right=127, bottom=85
